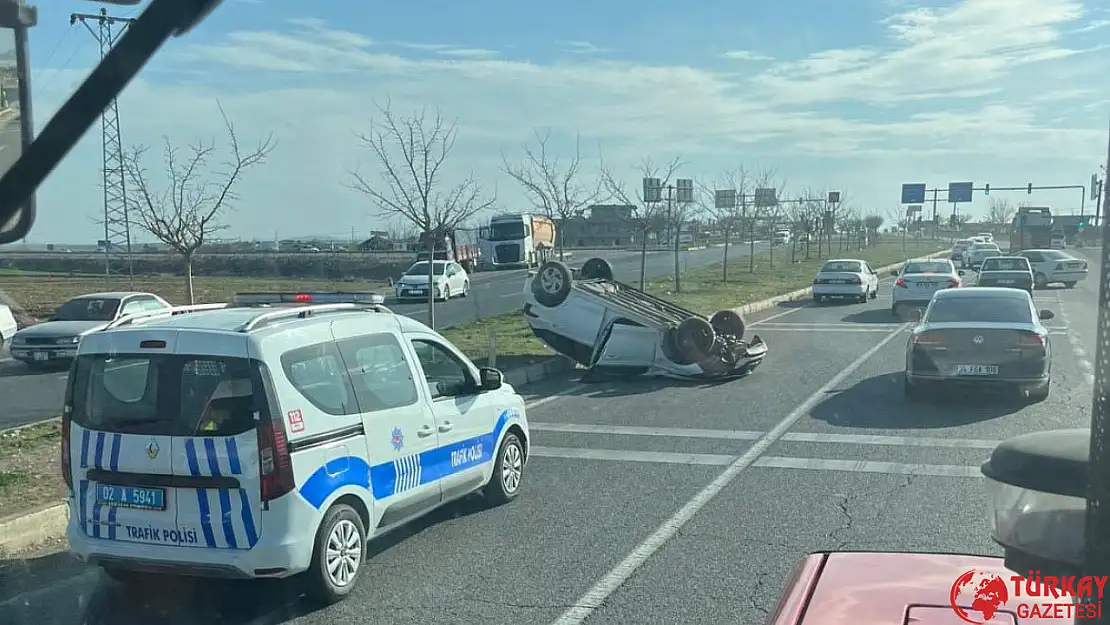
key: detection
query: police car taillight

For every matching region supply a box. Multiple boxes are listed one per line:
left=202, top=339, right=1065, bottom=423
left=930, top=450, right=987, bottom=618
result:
left=257, top=417, right=294, bottom=501
left=60, top=408, right=73, bottom=492
left=293, top=294, right=312, bottom=302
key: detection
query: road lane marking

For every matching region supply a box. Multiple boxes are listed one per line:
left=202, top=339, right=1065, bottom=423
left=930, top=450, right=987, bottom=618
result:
left=549, top=322, right=910, bottom=625
left=532, top=446, right=734, bottom=466
left=754, top=456, right=981, bottom=477
left=1055, top=302, right=1094, bottom=386
left=529, top=423, right=1000, bottom=449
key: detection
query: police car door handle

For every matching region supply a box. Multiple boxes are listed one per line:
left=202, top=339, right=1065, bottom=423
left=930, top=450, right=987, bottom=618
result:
left=417, top=425, right=435, bottom=437
left=437, top=422, right=454, bottom=433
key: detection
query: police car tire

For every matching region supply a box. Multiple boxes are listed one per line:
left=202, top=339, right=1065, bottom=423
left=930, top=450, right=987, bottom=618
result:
left=484, top=433, right=525, bottom=505
left=305, top=504, right=366, bottom=604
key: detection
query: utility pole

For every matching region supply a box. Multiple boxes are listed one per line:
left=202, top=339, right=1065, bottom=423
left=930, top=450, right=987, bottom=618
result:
left=71, top=8, right=134, bottom=286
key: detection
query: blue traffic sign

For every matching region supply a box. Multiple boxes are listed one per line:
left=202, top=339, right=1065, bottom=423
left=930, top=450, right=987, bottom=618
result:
left=900, top=183, right=926, bottom=204
left=948, top=182, right=973, bottom=203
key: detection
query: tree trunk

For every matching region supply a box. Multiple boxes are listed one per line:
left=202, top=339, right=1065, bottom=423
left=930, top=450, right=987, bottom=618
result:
left=639, top=229, right=648, bottom=291
left=722, top=226, right=731, bottom=282
left=184, top=253, right=196, bottom=304
left=672, top=221, right=681, bottom=294
left=426, top=233, right=436, bottom=329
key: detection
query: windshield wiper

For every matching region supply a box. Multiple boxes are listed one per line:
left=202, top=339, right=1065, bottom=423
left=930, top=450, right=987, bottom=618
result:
left=0, top=0, right=224, bottom=238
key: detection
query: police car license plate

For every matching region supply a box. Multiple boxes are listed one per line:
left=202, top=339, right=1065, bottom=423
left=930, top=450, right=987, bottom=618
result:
left=96, top=484, right=166, bottom=510
left=33, top=351, right=48, bottom=361
left=955, top=364, right=998, bottom=376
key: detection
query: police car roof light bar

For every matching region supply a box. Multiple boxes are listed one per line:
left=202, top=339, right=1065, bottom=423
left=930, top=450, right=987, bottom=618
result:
left=231, top=291, right=386, bottom=306
left=237, top=303, right=391, bottom=333
left=104, top=303, right=229, bottom=330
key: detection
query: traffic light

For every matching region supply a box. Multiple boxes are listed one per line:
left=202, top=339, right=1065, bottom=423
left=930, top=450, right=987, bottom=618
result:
left=1078, top=220, right=1087, bottom=230
left=984, top=184, right=990, bottom=196
left=1027, top=183, right=1033, bottom=194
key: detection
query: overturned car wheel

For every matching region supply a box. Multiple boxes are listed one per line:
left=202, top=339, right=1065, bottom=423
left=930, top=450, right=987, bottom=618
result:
left=665, top=317, right=717, bottom=365
left=580, top=257, right=615, bottom=281
left=532, top=260, right=573, bottom=307
left=709, top=309, right=747, bottom=338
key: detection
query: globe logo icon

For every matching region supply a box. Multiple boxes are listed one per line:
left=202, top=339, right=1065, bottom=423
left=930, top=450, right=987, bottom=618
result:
left=950, top=569, right=1010, bottom=624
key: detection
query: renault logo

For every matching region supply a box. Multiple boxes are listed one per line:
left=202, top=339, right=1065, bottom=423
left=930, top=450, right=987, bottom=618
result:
left=973, top=335, right=984, bottom=345
left=146, top=441, right=160, bottom=459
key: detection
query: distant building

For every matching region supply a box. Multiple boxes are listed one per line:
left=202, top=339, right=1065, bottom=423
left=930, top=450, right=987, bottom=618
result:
left=560, top=204, right=637, bottom=247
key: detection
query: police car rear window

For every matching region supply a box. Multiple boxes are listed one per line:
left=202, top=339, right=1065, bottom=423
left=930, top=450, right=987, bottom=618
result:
left=69, top=355, right=267, bottom=436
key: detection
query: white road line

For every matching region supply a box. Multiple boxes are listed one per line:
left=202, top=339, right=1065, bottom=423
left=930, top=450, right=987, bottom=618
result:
left=751, top=305, right=810, bottom=323
left=1056, top=302, right=1095, bottom=386
left=548, top=322, right=910, bottom=625
left=529, top=423, right=1000, bottom=449
left=532, top=446, right=734, bottom=466
left=756, top=327, right=897, bottom=333
left=753, top=456, right=981, bottom=477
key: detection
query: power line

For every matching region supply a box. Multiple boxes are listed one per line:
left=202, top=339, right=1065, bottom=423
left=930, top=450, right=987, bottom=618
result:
left=70, top=8, right=135, bottom=285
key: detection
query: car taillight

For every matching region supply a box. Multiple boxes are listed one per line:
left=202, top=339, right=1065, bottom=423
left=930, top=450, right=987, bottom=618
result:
left=850, top=277, right=862, bottom=284
left=913, top=332, right=945, bottom=346
left=895, top=278, right=907, bottom=288
left=1017, top=332, right=1046, bottom=348
left=948, top=279, right=960, bottom=288
left=60, top=408, right=72, bottom=491
left=257, top=419, right=295, bottom=501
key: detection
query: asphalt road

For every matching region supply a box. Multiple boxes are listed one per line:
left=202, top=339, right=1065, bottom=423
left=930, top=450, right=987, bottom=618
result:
left=0, top=244, right=762, bottom=430
left=1, top=248, right=1101, bottom=625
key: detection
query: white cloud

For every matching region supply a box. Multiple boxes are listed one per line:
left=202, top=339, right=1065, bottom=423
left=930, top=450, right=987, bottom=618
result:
left=720, top=50, right=773, bottom=61
left=22, top=1, right=1110, bottom=242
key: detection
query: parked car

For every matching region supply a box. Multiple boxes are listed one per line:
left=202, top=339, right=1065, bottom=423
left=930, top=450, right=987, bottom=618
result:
left=811, top=258, right=880, bottom=304
left=523, top=258, right=768, bottom=379
left=976, top=256, right=1034, bottom=294
left=7, top=291, right=170, bottom=367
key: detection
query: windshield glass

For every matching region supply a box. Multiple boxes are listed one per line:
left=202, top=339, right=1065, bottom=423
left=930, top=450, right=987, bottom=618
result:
left=820, top=261, right=862, bottom=272
left=971, top=243, right=999, bottom=251
left=1041, top=250, right=1070, bottom=260
left=52, top=298, right=120, bottom=321
left=926, top=296, right=1033, bottom=324
left=69, top=355, right=262, bottom=436
left=902, top=261, right=951, bottom=274
left=981, top=258, right=1030, bottom=271
left=486, top=221, right=528, bottom=241
left=407, top=261, right=448, bottom=275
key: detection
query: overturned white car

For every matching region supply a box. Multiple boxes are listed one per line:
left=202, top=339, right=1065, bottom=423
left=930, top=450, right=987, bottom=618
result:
left=523, top=257, right=768, bottom=380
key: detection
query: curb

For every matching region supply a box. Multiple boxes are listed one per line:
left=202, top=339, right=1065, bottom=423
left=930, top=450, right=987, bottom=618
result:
left=0, top=502, right=68, bottom=556
left=730, top=247, right=951, bottom=318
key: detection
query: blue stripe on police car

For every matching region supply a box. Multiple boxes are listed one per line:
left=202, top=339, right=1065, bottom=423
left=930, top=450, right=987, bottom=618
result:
left=297, top=409, right=515, bottom=509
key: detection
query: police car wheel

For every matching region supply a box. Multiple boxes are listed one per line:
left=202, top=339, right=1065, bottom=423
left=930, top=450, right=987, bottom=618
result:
left=306, top=504, right=366, bottom=604
left=484, top=433, right=524, bottom=505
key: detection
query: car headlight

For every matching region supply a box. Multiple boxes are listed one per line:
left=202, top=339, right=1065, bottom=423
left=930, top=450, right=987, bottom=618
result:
left=55, top=336, right=81, bottom=345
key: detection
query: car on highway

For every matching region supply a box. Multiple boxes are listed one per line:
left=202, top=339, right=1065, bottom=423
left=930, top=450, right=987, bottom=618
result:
left=1050, top=230, right=1067, bottom=249
left=977, top=232, right=994, bottom=243
left=393, top=260, right=470, bottom=301
left=889, top=258, right=963, bottom=317
left=0, top=302, right=16, bottom=350
left=8, top=291, right=170, bottom=368
left=904, top=287, right=1053, bottom=401
left=523, top=257, right=767, bottom=379
left=1013, top=248, right=1088, bottom=289
left=811, top=258, right=880, bottom=304
left=976, top=256, right=1034, bottom=294
left=965, top=241, right=1002, bottom=270
left=950, top=238, right=973, bottom=265
left=61, top=291, right=529, bottom=604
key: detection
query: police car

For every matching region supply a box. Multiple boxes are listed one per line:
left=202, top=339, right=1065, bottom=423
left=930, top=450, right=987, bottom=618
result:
left=62, top=292, right=530, bottom=603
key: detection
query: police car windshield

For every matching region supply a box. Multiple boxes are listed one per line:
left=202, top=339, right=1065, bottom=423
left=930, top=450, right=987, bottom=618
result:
left=52, top=297, right=120, bottom=322
left=407, top=261, right=447, bottom=275
left=926, top=296, right=1032, bottom=324
left=69, top=355, right=263, bottom=436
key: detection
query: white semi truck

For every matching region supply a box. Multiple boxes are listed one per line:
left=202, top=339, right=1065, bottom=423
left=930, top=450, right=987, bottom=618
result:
left=479, top=213, right=557, bottom=269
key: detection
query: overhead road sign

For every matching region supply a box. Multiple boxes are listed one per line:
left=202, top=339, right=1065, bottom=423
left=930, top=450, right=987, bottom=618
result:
left=754, top=188, right=777, bottom=207
left=827, top=191, right=840, bottom=204
left=901, top=183, right=926, bottom=204
left=948, top=182, right=973, bottom=203
left=675, top=179, right=695, bottom=203
left=714, top=189, right=737, bottom=209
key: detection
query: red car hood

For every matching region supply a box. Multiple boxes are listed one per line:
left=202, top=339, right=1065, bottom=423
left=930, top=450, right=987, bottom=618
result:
left=777, top=552, right=1057, bottom=625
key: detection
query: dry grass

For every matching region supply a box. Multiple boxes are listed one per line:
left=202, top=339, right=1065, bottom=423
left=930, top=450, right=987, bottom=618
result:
left=0, top=422, right=66, bottom=520
left=0, top=275, right=384, bottom=322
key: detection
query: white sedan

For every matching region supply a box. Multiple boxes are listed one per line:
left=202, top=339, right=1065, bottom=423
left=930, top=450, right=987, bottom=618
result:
left=0, top=303, right=16, bottom=351
left=812, top=258, right=880, bottom=304
left=394, top=260, right=471, bottom=301
left=1014, top=249, right=1089, bottom=289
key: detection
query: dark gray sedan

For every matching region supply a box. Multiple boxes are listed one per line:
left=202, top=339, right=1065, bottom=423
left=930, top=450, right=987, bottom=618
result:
left=904, top=287, right=1053, bottom=401
left=975, top=256, right=1034, bottom=294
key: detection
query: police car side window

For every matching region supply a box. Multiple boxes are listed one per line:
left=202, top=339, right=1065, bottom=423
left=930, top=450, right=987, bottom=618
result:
left=409, top=339, right=472, bottom=399
left=335, top=333, right=419, bottom=411
left=280, top=342, right=357, bottom=416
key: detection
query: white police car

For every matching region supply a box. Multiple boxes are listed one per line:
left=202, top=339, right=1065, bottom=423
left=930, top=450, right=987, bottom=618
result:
left=62, top=292, right=530, bottom=603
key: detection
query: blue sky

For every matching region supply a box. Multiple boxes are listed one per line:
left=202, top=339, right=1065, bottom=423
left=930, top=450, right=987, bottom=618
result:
left=13, top=0, right=1110, bottom=244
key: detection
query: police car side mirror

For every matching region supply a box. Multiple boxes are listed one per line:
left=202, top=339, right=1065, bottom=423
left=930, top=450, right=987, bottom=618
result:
left=478, top=367, right=502, bottom=391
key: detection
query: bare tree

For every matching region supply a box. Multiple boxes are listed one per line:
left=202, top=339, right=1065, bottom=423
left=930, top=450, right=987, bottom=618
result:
left=123, top=103, right=275, bottom=304
left=345, top=100, right=496, bottom=327
left=501, top=129, right=603, bottom=258
left=986, top=197, right=1016, bottom=233
left=747, top=168, right=786, bottom=271
left=698, top=166, right=750, bottom=281
left=600, top=154, right=682, bottom=289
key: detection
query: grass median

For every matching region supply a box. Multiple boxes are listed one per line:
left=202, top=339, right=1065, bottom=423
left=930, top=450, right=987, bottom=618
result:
left=0, top=275, right=385, bottom=321
left=0, top=422, right=66, bottom=521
